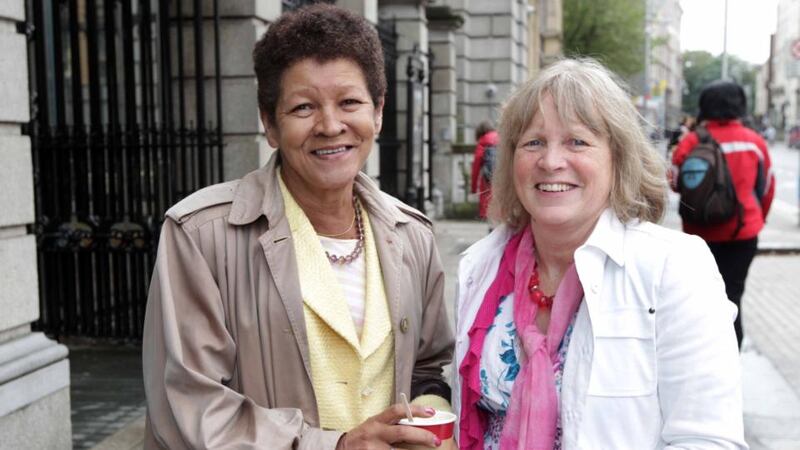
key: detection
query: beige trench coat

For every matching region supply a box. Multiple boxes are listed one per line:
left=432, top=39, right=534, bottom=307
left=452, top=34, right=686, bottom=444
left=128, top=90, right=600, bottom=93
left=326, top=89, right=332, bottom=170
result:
left=142, top=153, right=454, bottom=449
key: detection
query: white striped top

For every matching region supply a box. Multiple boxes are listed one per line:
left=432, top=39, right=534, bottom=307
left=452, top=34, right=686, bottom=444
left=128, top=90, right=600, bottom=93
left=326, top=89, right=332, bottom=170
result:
left=318, top=236, right=366, bottom=337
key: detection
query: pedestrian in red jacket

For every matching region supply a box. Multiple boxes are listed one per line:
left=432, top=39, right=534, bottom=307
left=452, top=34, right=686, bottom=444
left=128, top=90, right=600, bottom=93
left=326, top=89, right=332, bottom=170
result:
left=470, top=121, right=499, bottom=219
left=671, top=80, right=775, bottom=348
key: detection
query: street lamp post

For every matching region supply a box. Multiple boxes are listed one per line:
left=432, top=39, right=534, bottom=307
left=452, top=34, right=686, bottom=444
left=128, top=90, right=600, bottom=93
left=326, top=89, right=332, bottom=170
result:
left=721, top=0, right=729, bottom=79
left=644, top=0, right=651, bottom=127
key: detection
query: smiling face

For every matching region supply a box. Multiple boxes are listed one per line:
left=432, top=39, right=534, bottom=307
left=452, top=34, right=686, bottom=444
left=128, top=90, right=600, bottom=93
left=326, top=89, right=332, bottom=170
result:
left=263, top=58, right=383, bottom=201
left=513, top=93, right=613, bottom=234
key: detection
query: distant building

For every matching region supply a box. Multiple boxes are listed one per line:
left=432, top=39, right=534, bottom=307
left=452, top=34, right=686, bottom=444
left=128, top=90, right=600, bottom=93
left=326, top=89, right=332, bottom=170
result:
left=766, top=0, right=800, bottom=134
left=754, top=52, right=771, bottom=120
left=636, top=0, right=683, bottom=134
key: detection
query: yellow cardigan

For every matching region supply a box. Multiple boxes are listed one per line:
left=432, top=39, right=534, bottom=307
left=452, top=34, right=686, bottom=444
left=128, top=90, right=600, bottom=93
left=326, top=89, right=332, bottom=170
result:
left=280, top=177, right=395, bottom=431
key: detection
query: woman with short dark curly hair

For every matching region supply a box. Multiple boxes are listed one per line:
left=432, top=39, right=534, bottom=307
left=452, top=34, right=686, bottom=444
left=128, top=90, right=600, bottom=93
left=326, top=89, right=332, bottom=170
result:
left=253, top=4, right=387, bottom=125
left=143, top=4, right=453, bottom=450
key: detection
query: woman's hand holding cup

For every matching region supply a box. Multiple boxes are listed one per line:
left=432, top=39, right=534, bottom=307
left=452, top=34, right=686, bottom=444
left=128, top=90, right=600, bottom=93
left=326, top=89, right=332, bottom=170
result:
left=336, top=403, right=441, bottom=450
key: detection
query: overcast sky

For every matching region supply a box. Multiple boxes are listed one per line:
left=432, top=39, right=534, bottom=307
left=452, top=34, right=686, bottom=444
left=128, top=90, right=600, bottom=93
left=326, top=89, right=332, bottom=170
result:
left=679, top=0, right=778, bottom=64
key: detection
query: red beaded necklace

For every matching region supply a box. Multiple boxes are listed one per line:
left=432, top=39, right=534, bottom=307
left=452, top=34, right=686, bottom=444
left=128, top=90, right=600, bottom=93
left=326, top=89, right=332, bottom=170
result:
left=528, top=263, right=554, bottom=309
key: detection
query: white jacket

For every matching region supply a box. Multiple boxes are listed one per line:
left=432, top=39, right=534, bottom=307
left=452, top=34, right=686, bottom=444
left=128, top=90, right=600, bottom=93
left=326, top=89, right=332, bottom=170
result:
left=453, top=209, right=748, bottom=450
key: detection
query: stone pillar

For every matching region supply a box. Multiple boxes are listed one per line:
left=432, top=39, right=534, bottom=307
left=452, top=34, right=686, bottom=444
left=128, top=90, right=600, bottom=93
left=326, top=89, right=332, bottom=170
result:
left=0, top=2, right=71, bottom=448
left=427, top=5, right=464, bottom=215
left=456, top=0, right=528, bottom=140
left=379, top=0, right=430, bottom=211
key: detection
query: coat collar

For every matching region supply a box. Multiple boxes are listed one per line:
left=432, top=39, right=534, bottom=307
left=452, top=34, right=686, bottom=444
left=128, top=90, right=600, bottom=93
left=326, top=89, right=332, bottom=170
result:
left=461, top=209, right=626, bottom=267
left=228, top=151, right=409, bottom=231
left=579, top=208, right=626, bottom=267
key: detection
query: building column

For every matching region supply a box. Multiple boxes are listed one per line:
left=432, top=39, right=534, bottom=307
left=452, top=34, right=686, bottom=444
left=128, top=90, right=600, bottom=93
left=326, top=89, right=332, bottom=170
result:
left=0, top=2, right=71, bottom=448
left=427, top=6, right=463, bottom=215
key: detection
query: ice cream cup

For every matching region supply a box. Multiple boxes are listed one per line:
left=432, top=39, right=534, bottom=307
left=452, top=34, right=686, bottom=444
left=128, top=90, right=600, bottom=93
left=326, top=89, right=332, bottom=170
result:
left=398, top=410, right=457, bottom=440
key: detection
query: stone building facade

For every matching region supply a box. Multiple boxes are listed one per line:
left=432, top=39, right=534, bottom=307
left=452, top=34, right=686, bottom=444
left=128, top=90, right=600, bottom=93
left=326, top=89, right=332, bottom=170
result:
left=0, top=1, right=71, bottom=448
left=638, top=0, right=683, bottom=133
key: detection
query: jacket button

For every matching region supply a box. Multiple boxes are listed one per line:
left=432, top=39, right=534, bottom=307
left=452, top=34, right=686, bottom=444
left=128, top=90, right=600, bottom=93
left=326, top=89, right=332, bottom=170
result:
left=400, top=318, right=409, bottom=333
left=591, top=284, right=599, bottom=294
left=467, top=277, right=473, bottom=286
left=361, top=387, right=373, bottom=397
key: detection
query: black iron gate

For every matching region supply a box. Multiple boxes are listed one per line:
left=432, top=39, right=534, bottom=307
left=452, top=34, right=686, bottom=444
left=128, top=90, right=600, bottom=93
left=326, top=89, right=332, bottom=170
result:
left=25, top=0, right=224, bottom=340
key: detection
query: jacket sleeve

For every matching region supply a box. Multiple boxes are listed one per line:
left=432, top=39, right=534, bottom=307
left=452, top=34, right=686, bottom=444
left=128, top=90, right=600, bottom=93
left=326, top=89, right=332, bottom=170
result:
left=755, top=140, right=775, bottom=219
left=410, top=230, right=454, bottom=403
left=142, top=218, right=341, bottom=450
left=471, top=143, right=485, bottom=194
left=656, top=235, right=748, bottom=450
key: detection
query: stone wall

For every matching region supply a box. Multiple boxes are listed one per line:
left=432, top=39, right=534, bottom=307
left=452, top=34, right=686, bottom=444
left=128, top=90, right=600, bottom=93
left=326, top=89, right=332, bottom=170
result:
left=0, top=1, right=71, bottom=448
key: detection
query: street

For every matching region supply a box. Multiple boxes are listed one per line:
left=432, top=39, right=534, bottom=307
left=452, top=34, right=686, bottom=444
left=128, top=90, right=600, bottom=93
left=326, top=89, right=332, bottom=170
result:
left=768, top=142, right=800, bottom=230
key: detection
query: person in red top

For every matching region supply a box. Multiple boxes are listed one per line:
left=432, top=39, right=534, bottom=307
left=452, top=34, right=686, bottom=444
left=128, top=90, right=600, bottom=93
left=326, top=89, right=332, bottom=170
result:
left=470, top=121, right=499, bottom=219
left=671, top=80, right=775, bottom=348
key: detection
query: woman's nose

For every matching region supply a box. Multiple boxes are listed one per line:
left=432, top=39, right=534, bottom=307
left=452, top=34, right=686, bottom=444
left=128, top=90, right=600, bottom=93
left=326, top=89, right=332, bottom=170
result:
left=314, top=107, right=346, bottom=136
left=536, top=145, right=567, bottom=171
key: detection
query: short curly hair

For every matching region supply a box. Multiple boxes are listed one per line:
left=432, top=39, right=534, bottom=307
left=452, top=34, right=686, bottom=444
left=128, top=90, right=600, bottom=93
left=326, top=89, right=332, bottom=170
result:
left=253, top=4, right=386, bottom=126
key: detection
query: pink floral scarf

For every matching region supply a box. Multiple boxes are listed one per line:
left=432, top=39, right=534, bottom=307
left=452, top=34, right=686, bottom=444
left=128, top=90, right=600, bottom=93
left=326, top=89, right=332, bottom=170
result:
left=459, top=227, right=583, bottom=450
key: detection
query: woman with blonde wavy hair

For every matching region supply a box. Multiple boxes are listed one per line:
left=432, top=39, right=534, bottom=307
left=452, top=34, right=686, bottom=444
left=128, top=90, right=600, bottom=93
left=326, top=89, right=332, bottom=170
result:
left=452, top=58, right=747, bottom=449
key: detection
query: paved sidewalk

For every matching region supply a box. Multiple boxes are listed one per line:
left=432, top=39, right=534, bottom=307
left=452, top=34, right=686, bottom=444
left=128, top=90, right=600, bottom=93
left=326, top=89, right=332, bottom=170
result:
left=68, top=344, right=145, bottom=449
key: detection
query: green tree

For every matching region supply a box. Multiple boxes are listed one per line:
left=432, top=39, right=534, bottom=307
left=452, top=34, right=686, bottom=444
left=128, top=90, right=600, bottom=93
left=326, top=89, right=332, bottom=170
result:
left=563, top=0, right=646, bottom=77
left=681, top=50, right=758, bottom=117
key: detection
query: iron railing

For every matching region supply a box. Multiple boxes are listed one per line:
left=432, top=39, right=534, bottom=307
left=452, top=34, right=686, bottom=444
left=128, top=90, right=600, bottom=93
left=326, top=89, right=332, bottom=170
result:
left=26, top=0, right=224, bottom=340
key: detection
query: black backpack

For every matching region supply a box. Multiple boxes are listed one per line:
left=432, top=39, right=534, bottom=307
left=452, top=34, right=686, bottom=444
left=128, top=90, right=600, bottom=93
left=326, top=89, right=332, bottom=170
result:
left=677, top=126, right=743, bottom=235
left=480, top=145, right=497, bottom=182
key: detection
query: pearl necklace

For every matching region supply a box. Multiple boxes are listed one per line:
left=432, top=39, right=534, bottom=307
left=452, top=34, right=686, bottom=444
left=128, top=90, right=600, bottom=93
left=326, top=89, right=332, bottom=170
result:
left=528, top=263, right=554, bottom=309
left=324, top=197, right=364, bottom=265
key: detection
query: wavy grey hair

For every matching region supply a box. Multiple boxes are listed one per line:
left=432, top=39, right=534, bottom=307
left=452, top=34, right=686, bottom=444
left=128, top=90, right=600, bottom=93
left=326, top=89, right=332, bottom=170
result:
left=488, top=57, right=668, bottom=229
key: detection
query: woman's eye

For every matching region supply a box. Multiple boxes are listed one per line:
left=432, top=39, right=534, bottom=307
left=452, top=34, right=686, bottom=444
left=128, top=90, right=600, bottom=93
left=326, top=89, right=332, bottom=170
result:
left=523, top=139, right=543, bottom=148
left=342, top=98, right=363, bottom=107
left=290, top=103, right=313, bottom=115
left=570, top=138, right=588, bottom=146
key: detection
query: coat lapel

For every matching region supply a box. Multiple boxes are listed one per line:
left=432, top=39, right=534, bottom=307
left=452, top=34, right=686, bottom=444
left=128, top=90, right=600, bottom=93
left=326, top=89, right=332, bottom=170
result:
left=357, top=211, right=393, bottom=360
left=369, top=214, right=404, bottom=401
left=258, top=217, right=314, bottom=384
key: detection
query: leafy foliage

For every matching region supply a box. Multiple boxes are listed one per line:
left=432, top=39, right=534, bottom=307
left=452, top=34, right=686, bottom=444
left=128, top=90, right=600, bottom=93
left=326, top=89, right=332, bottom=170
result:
left=563, top=0, right=646, bottom=77
left=681, top=50, right=758, bottom=117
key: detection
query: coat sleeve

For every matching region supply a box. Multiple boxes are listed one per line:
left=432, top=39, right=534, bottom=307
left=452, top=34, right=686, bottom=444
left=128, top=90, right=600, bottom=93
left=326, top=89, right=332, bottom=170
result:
left=656, top=235, right=748, bottom=450
left=756, top=139, right=775, bottom=219
left=142, top=218, right=342, bottom=450
left=471, top=143, right=485, bottom=194
left=410, top=230, right=455, bottom=403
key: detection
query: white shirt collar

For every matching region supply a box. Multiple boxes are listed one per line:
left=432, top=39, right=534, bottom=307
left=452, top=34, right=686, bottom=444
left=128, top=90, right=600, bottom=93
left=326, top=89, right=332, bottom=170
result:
left=580, top=208, right=627, bottom=267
